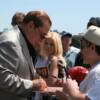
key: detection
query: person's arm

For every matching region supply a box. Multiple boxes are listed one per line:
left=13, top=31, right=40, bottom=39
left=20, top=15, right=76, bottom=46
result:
left=63, top=78, right=87, bottom=100
left=0, top=42, right=47, bottom=97
left=47, top=56, right=58, bottom=86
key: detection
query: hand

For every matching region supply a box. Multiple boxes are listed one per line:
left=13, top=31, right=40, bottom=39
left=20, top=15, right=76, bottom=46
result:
left=63, top=78, right=86, bottom=100
left=55, top=78, right=66, bottom=87
left=63, top=78, right=79, bottom=97
left=32, top=78, right=47, bottom=91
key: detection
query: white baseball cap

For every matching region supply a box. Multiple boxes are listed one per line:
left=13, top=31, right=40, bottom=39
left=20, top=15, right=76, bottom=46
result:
left=84, top=25, right=100, bottom=46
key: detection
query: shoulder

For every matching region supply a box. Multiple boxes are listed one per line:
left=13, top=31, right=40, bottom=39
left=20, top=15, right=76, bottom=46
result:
left=0, top=26, right=20, bottom=44
left=70, top=46, right=80, bottom=53
left=91, top=63, right=100, bottom=78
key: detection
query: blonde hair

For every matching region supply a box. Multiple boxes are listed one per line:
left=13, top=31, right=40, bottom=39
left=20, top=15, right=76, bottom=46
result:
left=40, top=32, right=66, bottom=67
left=41, top=32, right=65, bottom=63
left=41, top=32, right=63, bottom=56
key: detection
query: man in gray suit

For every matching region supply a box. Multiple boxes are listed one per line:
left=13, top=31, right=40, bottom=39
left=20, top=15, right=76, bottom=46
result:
left=0, top=10, right=52, bottom=100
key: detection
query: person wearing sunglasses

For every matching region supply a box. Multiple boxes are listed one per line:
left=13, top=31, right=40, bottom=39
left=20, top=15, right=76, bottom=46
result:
left=61, top=32, right=80, bottom=69
left=0, top=10, right=52, bottom=100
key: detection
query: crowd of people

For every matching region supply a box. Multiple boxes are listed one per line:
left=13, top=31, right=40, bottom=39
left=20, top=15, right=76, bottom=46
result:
left=0, top=10, right=100, bottom=100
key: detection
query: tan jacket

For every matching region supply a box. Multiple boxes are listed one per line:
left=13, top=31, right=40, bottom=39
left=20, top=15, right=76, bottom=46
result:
left=0, top=26, right=37, bottom=100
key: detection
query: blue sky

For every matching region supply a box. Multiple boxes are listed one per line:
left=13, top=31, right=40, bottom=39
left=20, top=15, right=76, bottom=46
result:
left=0, top=0, right=100, bottom=35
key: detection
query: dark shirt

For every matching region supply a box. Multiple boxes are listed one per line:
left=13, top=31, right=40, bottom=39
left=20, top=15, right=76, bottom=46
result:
left=75, top=52, right=91, bottom=69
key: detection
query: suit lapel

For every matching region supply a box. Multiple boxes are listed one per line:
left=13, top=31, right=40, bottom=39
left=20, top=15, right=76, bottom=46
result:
left=17, top=27, right=38, bottom=79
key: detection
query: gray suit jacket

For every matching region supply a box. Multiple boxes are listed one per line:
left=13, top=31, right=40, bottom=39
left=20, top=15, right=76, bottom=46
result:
left=0, top=26, right=37, bottom=100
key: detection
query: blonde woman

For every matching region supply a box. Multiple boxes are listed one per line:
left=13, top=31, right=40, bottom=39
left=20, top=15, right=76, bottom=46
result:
left=38, top=32, right=66, bottom=85
left=34, top=32, right=66, bottom=100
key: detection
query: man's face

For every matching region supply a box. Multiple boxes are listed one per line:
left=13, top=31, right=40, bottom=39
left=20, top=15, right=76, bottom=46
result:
left=80, top=39, right=94, bottom=64
left=62, top=37, right=72, bottom=53
left=31, top=19, right=51, bottom=52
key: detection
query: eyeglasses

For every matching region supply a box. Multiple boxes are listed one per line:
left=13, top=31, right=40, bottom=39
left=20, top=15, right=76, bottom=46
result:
left=37, top=28, right=47, bottom=40
left=39, top=33, right=46, bottom=40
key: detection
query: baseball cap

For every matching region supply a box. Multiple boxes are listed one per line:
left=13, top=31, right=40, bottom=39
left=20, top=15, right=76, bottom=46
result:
left=61, top=32, right=72, bottom=39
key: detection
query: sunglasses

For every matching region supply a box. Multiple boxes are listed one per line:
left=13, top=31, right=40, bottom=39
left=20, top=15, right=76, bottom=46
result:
left=39, top=33, right=46, bottom=40
left=80, top=39, right=91, bottom=49
left=37, top=28, right=47, bottom=40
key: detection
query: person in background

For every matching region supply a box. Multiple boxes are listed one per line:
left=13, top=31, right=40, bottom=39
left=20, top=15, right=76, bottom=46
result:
left=0, top=10, right=52, bottom=100
left=61, top=33, right=80, bottom=69
left=60, top=26, right=100, bottom=100
left=87, top=17, right=100, bottom=28
left=11, top=12, right=25, bottom=28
